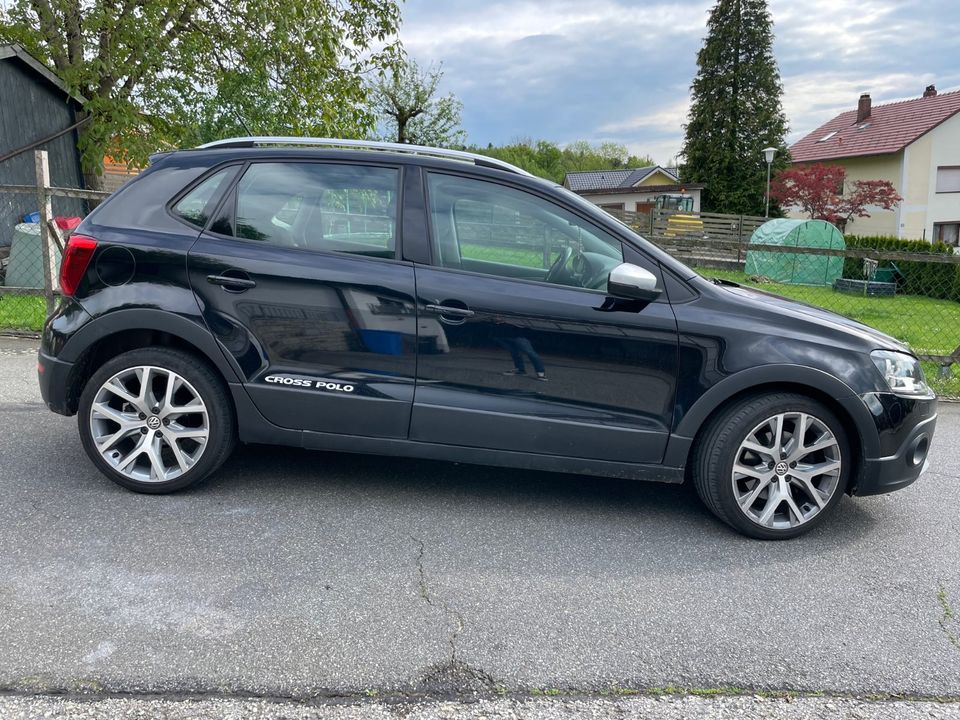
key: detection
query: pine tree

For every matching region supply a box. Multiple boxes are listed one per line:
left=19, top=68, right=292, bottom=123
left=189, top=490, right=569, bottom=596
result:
left=680, top=0, right=790, bottom=215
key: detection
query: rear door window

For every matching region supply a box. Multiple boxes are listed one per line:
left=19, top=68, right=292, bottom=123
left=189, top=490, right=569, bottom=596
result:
left=220, top=162, right=399, bottom=258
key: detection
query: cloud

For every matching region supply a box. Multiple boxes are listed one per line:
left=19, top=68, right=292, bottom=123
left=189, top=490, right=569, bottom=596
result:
left=402, top=0, right=710, bottom=53
left=772, top=0, right=960, bottom=141
left=782, top=72, right=940, bottom=141
left=598, top=98, right=691, bottom=134
left=399, top=0, right=960, bottom=164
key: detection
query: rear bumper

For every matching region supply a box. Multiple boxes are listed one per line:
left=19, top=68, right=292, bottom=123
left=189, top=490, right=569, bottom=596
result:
left=851, top=395, right=937, bottom=497
left=37, top=349, right=75, bottom=416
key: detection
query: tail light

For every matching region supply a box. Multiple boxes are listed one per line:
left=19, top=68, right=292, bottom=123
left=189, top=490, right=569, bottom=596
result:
left=59, top=234, right=98, bottom=296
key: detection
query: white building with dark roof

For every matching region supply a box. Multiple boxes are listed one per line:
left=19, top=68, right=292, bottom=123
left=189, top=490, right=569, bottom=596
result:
left=563, top=166, right=703, bottom=217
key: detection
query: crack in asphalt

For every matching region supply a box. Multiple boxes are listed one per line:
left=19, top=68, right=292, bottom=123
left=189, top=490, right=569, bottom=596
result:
left=413, top=537, right=465, bottom=664
left=938, top=584, right=960, bottom=651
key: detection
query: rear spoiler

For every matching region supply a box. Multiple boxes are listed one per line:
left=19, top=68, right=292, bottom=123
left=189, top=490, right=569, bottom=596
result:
left=148, top=151, right=174, bottom=165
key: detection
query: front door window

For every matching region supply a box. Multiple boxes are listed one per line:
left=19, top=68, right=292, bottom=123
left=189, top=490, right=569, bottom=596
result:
left=426, top=173, right=623, bottom=292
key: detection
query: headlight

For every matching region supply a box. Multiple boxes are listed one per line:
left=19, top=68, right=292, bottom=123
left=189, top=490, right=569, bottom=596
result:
left=870, top=350, right=931, bottom=397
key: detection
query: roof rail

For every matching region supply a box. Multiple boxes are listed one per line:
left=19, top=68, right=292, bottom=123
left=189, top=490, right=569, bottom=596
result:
left=194, top=136, right=533, bottom=177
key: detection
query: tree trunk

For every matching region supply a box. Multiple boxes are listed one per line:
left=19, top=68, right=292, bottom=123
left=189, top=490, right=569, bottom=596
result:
left=77, top=117, right=106, bottom=206
left=83, top=167, right=105, bottom=193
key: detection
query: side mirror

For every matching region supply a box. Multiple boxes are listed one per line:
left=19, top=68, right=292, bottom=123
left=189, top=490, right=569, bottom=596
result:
left=608, top=263, right=662, bottom=302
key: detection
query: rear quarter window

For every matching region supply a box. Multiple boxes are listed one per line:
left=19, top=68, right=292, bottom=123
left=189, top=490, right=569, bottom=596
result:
left=85, top=160, right=216, bottom=232
left=171, top=167, right=238, bottom=228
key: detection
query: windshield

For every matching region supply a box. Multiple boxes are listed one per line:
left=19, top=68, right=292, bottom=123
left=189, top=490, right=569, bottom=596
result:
left=551, top=183, right=703, bottom=280
left=656, top=195, right=694, bottom=212
left=553, top=184, right=643, bottom=234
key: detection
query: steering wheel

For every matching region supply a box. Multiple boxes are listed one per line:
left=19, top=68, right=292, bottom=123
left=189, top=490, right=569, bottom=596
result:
left=545, top=246, right=574, bottom=284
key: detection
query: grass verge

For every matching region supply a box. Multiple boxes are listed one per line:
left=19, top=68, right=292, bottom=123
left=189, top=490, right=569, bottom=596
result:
left=0, top=294, right=45, bottom=332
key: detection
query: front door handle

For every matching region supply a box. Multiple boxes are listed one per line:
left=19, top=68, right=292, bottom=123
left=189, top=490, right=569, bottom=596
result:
left=207, top=273, right=256, bottom=291
left=425, top=304, right=475, bottom=318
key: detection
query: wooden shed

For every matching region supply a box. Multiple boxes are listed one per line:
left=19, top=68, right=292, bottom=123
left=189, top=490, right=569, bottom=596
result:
left=0, top=43, right=86, bottom=250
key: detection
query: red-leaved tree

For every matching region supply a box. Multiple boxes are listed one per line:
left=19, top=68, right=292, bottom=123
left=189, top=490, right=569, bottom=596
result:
left=770, top=164, right=902, bottom=231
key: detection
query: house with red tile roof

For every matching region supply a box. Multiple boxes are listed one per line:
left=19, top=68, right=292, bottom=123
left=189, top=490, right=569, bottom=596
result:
left=789, top=86, right=960, bottom=244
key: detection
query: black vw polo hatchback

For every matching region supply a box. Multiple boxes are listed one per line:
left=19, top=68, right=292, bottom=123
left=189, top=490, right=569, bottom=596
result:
left=38, top=138, right=937, bottom=539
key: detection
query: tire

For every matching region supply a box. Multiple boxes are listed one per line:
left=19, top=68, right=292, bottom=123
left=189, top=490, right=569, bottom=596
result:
left=77, top=347, right=236, bottom=493
left=692, top=392, right=851, bottom=540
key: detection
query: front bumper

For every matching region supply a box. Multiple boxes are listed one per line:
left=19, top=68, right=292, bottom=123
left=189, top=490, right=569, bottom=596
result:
left=37, top=349, right=75, bottom=416
left=850, top=393, right=937, bottom=496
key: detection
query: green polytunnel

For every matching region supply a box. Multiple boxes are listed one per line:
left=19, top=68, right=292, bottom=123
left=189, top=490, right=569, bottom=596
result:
left=744, top=219, right=845, bottom=286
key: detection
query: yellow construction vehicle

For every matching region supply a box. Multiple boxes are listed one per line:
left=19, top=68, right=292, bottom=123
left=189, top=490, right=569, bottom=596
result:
left=655, top=193, right=703, bottom=238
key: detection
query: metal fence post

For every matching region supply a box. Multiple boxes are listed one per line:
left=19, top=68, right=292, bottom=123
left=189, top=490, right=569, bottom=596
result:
left=35, top=149, right=56, bottom=318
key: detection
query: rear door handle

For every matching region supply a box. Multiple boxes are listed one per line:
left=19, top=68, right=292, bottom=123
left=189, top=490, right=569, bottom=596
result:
left=207, top=273, right=256, bottom=291
left=425, top=304, right=475, bottom=318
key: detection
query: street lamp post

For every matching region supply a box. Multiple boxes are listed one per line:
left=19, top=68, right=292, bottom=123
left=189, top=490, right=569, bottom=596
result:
left=763, top=146, right=777, bottom=218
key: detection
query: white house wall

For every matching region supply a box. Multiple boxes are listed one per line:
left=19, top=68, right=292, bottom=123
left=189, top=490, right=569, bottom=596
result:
left=580, top=189, right=702, bottom=213
left=916, top=111, right=960, bottom=242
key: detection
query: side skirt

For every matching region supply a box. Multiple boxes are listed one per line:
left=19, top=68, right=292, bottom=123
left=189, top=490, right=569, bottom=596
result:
left=302, top=430, right=685, bottom=482
left=230, top=385, right=685, bottom=483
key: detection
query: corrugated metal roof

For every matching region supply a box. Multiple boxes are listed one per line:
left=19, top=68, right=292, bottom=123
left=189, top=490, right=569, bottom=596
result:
left=790, top=89, right=960, bottom=162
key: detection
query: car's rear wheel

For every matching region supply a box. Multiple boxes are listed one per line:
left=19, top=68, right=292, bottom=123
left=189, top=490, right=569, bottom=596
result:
left=78, top=347, right=235, bottom=493
left=693, top=393, right=850, bottom=540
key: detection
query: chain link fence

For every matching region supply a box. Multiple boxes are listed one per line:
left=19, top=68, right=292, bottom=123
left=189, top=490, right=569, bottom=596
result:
left=612, top=208, right=960, bottom=399
left=0, top=180, right=45, bottom=333
left=0, top=150, right=107, bottom=334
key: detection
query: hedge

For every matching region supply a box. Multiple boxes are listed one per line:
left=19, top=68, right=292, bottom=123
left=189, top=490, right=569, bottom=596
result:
left=841, top=235, right=959, bottom=301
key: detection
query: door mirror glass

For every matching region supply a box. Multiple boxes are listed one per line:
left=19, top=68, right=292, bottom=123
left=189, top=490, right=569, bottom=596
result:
left=608, top=263, right=662, bottom=302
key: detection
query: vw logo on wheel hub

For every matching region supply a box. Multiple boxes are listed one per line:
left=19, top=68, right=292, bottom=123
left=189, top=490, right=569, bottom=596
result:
left=146, top=415, right=161, bottom=430
left=774, top=461, right=789, bottom=477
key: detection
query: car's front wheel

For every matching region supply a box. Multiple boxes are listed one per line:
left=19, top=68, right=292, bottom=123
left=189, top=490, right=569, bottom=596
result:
left=77, top=347, right=236, bottom=493
left=693, top=393, right=851, bottom=539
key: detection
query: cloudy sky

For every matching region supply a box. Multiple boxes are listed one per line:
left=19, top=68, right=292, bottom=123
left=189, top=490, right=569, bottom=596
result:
left=399, top=0, right=960, bottom=164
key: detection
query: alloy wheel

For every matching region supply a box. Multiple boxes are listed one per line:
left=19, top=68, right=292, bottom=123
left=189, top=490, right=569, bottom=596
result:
left=88, top=366, right=209, bottom=483
left=731, top=411, right=842, bottom=530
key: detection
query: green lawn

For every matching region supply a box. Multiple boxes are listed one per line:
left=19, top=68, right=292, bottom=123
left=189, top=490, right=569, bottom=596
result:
left=460, top=242, right=550, bottom=268
left=0, top=294, right=46, bottom=332
left=697, top=268, right=958, bottom=356
left=696, top=268, right=960, bottom=398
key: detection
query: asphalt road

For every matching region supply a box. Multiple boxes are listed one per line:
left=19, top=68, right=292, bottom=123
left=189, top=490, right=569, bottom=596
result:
left=1, top=335, right=959, bottom=700
left=3, top=695, right=960, bottom=719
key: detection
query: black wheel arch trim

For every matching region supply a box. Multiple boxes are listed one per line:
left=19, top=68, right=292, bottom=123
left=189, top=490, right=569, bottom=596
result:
left=58, top=308, right=243, bottom=384
left=664, top=364, right=880, bottom=466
